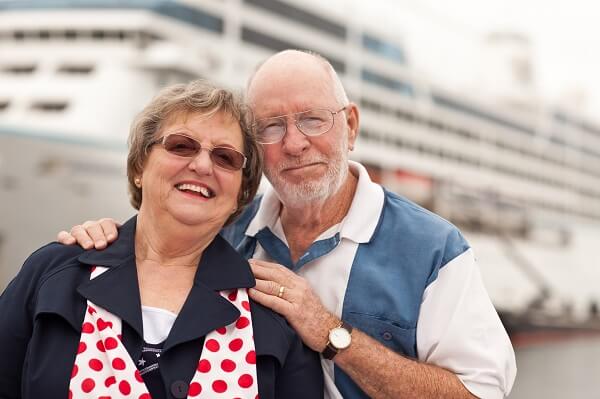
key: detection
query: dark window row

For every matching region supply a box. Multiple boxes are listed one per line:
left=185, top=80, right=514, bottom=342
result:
left=1, top=65, right=36, bottom=74
left=554, top=111, right=600, bottom=138
left=0, top=98, right=69, bottom=114
left=31, top=101, right=68, bottom=112
left=243, top=0, right=346, bottom=39
left=435, top=96, right=600, bottom=159
left=432, top=93, right=535, bottom=135
left=3, top=29, right=163, bottom=44
left=240, top=26, right=346, bottom=73
left=1, top=63, right=94, bottom=75
left=360, top=128, right=600, bottom=219
left=359, top=97, right=600, bottom=180
left=362, top=68, right=413, bottom=97
left=58, top=65, right=94, bottom=74
left=0, top=1, right=223, bottom=34
left=362, top=33, right=406, bottom=64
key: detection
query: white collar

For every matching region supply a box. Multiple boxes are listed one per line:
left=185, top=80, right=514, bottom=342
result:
left=246, top=161, right=384, bottom=243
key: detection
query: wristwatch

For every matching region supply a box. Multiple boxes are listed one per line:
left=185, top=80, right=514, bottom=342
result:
left=322, top=321, right=353, bottom=360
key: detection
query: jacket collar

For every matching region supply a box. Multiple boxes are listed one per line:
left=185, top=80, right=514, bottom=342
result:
left=77, top=216, right=255, bottom=289
left=76, top=216, right=256, bottom=349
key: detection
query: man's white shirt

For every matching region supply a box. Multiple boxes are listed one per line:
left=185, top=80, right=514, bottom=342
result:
left=246, top=161, right=516, bottom=399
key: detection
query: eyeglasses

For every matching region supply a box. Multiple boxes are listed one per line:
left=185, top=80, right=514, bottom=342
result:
left=149, top=133, right=247, bottom=171
left=254, top=106, right=347, bottom=144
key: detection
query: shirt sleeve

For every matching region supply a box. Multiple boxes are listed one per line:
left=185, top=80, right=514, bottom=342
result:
left=416, top=248, right=517, bottom=399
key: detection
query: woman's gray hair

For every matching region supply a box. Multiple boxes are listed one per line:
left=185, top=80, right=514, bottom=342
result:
left=127, top=79, right=263, bottom=225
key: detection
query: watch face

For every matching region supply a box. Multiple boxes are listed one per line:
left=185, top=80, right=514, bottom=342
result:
left=329, top=327, right=351, bottom=349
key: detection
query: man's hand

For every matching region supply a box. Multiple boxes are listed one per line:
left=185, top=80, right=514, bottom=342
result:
left=56, top=218, right=121, bottom=249
left=248, top=259, right=340, bottom=352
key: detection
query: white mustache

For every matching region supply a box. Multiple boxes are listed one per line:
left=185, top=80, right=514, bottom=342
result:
left=274, top=156, right=327, bottom=172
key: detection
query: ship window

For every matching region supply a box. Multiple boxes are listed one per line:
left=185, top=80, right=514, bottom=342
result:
left=31, top=101, right=68, bottom=112
left=0, top=100, right=9, bottom=111
left=65, top=30, right=77, bottom=40
left=432, top=93, right=534, bottom=135
left=361, top=68, right=413, bottom=97
left=241, top=27, right=346, bottom=73
left=92, top=30, right=105, bottom=40
left=244, top=0, right=346, bottom=39
left=362, top=34, right=406, bottom=64
left=157, top=3, right=223, bottom=34
left=2, top=64, right=36, bottom=74
left=58, top=64, right=95, bottom=74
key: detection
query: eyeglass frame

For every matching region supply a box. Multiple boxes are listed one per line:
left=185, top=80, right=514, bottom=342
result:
left=147, top=132, right=248, bottom=171
left=253, top=105, right=349, bottom=144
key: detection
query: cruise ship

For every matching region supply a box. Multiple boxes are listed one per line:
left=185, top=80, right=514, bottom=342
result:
left=1, top=0, right=599, bottom=330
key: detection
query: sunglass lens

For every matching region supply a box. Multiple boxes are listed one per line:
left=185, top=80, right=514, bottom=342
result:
left=212, top=147, right=244, bottom=170
left=164, top=135, right=199, bottom=157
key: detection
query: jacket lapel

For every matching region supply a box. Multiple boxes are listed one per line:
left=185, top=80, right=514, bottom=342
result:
left=75, top=217, right=144, bottom=336
left=76, top=255, right=144, bottom=337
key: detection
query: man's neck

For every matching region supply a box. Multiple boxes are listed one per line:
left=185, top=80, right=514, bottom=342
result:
left=280, top=170, right=358, bottom=263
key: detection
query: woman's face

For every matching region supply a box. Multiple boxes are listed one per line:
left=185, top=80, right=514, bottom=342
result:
left=138, top=111, right=244, bottom=229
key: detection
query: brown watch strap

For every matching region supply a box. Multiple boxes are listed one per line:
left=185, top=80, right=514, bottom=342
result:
left=322, top=321, right=353, bottom=360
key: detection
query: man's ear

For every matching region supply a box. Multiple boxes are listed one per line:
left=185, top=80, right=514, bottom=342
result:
left=346, top=103, right=360, bottom=150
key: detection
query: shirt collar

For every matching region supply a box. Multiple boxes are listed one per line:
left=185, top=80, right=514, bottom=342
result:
left=78, top=215, right=255, bottom=291
left=245, top=160, right=384, bottom=244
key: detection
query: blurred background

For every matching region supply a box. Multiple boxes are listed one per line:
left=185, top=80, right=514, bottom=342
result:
left=1, top=0, right=599, bottom=397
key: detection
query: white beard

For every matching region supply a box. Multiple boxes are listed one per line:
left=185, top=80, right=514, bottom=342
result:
left=264, top=140, right=349, bottom=208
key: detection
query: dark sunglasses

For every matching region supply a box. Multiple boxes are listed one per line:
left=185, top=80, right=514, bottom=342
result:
left=149, top=133, right=247, bottom=171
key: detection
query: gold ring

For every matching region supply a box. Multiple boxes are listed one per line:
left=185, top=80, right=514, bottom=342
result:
left=277, top=285, right=286, bottom=299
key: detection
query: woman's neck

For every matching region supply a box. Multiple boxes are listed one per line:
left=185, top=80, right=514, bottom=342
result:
left=134, top=211, right=219, bottom=268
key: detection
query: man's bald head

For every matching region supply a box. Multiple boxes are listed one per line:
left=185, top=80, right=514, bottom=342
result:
left=246, top=50, right=348, bottom=107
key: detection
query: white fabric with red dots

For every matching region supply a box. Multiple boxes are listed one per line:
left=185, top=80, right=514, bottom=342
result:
left=69, top=266, right=259, bottom=398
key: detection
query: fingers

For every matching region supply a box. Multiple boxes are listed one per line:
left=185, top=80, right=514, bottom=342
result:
left=254, top=278, right=294, bottom=299
left=61, top=218, right=121, bottom=250
left=249, top=259, right=295, bottom=282
left=57, top=230, right=76, bottom=245
left=249, top=258, right=288, bottom=269
left=98, top=218, right=120, bottom=242
left=69, top=220, right=107, bottom=249
left=249, top=286, right=292, bottom=316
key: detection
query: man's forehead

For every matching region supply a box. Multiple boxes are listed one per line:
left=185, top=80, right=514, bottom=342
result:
left=251, top=98, right=335, bottom=118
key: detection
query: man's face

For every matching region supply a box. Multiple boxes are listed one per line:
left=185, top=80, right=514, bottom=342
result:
left=247, top=54, right=355, bottom=207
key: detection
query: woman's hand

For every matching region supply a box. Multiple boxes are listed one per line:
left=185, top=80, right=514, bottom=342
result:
left=56, top=218, right=121, bottom=249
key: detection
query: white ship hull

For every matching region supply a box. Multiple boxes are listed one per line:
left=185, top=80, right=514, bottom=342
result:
left=0, top=129, right=131, bottom=286
left=1, top=0, right=599, bottom=322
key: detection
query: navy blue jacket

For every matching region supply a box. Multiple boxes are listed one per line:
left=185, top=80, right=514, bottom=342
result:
left=0, top=217, right=323, bottom=399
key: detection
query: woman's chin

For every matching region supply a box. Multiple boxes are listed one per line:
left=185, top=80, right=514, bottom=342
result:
left=167, top=207, right=226, bottom=229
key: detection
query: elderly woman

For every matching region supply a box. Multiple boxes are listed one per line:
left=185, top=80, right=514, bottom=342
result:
left=0, top=81, right=323, bottom=399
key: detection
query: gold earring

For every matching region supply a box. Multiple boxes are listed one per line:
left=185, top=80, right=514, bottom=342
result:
left=134, top=178, right=141, bottom=187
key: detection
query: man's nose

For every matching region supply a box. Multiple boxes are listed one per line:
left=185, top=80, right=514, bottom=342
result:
left=281, top=120, right=310, bottom=155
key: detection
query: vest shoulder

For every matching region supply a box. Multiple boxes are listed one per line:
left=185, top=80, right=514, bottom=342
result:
left=380, top=189, right=470, bottom=264
left=382, top=189, right=459, bottom=232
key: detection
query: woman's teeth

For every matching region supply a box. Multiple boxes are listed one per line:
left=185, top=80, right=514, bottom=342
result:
left=176, top=183, right=214, bottom=198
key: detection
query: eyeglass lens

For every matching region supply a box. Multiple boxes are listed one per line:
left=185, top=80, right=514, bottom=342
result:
left=161, top=134, right=246, bottom=171
left=256, top=109, right=334, bottom=144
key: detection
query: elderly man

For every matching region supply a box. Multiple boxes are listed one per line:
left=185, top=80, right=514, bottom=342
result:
left=59, top=50, right=516, bottom=398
